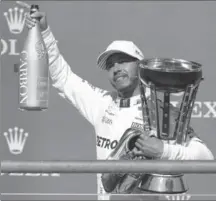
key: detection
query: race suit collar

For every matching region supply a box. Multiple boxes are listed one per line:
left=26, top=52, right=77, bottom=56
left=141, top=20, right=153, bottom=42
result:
left=116, top=95, right=140, bottom=108
left=114, top=88, right=150, bottom=108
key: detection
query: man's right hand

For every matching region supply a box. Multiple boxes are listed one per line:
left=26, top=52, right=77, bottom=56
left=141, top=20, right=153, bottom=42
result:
left=16, top=1, right=48, bottom=32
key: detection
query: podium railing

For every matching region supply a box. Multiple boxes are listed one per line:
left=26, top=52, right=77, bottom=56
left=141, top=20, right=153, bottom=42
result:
left=1, top=160, right=216, bottom=174
left=1, top=160, right=216, bottom=200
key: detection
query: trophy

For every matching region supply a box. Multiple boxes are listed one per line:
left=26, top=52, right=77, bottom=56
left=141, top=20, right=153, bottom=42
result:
left=136, top=58, right=203, bottom=194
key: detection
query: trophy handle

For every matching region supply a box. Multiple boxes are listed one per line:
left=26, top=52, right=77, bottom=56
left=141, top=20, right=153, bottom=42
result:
left=175, top=80, right=202, bottom=144
left=138, top=80, right=152, bottom=134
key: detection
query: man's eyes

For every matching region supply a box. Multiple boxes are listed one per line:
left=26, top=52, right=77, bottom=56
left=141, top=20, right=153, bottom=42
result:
left=107, top=61, right=125, bottom=69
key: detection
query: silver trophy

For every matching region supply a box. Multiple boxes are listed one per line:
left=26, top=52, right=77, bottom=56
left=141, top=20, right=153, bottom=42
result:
left=136, top=58, right=203, bottom=194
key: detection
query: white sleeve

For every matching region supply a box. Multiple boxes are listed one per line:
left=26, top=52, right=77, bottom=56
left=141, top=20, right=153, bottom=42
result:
left=41, top=27, right=107, bottom=125
left=161, top=137, right=214, bottom=160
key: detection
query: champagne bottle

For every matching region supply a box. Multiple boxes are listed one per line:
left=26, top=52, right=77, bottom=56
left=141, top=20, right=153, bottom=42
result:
left=18, top=5, right=49, bottom=111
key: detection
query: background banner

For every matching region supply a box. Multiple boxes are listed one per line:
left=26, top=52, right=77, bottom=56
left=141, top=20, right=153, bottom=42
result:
left=1, top=1, right=216, bottom=200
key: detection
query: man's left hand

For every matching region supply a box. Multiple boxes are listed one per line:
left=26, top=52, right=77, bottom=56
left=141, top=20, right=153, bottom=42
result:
left=132, top=132, right=164, bottom=159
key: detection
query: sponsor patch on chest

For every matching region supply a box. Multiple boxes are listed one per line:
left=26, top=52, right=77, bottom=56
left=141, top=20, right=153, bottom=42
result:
left=131, top=122, right=144, bottom=131
left=101, top=116, right=113, bottom=125
left=96, top=135, right=118, bottom=149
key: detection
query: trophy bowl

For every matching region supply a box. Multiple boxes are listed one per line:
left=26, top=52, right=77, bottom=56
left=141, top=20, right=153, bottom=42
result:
left=139, top=58, right=202, bottom=93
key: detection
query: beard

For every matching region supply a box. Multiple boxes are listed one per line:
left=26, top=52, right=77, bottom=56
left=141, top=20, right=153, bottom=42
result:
left=111, top=77, right=139, bottom=98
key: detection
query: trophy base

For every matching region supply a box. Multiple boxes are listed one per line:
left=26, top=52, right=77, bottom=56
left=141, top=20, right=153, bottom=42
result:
left=139, top=174, right=188, bottom=194
left=19, top=106, right=48, bottom=111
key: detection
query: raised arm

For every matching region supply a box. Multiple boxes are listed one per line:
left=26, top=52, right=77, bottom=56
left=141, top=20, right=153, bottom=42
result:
left=22, top=4, right=107, bottom=125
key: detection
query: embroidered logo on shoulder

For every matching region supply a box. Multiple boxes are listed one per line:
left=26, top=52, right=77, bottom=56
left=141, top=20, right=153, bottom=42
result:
left=81, top=79, right=106, bottom=94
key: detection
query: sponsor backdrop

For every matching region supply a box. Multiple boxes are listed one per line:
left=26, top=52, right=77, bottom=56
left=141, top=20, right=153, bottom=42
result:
left=1, top=1, right=216, bottom=200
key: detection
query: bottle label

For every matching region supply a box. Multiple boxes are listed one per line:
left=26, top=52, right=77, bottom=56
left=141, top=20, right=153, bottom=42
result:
left=19, top=51, right=28, bottom=104
left=37, top=77, right=49, bottom=102
left=35, top=40, right=47, bottom=60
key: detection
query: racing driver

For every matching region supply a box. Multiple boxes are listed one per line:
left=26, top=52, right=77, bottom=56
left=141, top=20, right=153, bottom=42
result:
left=20, top=3, right=214, bottom=200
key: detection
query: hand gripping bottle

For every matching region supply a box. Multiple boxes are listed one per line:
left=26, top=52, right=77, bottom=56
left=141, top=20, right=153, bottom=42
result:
left=18, top=5, right=49, bottom=111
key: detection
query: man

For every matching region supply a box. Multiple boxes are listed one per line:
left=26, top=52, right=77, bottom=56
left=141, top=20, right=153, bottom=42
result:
left=21, top=3, right=214, bottom=200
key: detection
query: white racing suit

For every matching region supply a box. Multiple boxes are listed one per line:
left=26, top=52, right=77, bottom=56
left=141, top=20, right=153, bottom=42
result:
left=42, top=27, right=214, bottom=200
